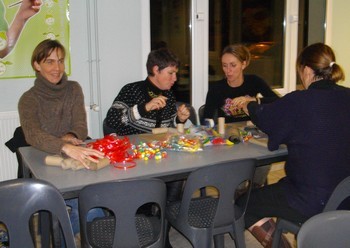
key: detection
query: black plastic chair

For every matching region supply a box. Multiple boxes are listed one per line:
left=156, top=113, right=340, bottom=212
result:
left=0, top=178, right=76, bottom=248
left=297, top=210, right=350, bottom=248
left=166, top=159, right=256, bottom=248
left=5, top=126, right=30, bottom=178
left=198, top=104, right=218, bottom=125
left=78, top=178, right=166, bottom=248
left=272, top=175, right=350, bottom=248
left=176, top=101, right=197, bottom=126
left=103, top=118, right=117, bottom=136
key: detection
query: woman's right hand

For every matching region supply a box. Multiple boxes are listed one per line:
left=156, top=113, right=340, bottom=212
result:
left=18, top=0, right=42, bottom=21
left=145, top=95, right=168, bottom=112
left=61, top=144, right=105, bottom=169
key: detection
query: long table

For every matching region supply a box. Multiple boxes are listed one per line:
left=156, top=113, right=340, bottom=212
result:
left=19, top=127, right=287, bottom=199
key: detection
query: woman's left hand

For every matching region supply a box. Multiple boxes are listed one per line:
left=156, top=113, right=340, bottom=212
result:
left=61, top=144, right=105, bottom=169
left=231, top=96, right=256, bottom=115
left=177, top=104, right=190, bottom=123
left=231, top=96, right=256, bottom=109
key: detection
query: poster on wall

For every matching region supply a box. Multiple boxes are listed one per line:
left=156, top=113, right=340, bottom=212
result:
left=0, top=0, right=70, bottom=79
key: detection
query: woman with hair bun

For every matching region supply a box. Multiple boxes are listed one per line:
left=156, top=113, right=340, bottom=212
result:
left=237, top=43, right=350, bottom=247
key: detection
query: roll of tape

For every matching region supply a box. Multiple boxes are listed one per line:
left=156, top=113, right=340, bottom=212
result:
left=204, top=118, right=215, bottom=128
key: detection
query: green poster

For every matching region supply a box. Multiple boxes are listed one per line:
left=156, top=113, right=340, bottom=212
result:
left=0, top=0, right=70, bottom=79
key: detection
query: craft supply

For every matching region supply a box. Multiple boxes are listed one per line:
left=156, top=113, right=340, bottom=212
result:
left=204, top=118, right=215, bottom=128
left=45, top=155, right=111, bottom=171
left=87, top=135, right=133, bottom=164
left=177, top=123, right=184, bottom=133
left=218, top=117, right=225, bottom=135
left=44, top=155, right=63, bottom=166
left=152, top=127, right=169, bottom=134
left=8, top=1, right=22, bottom=8
left=89, top=157, right=110, bottom=170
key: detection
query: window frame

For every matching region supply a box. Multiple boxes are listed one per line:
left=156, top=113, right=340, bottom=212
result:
left=143, top=0, right=300, bottom=111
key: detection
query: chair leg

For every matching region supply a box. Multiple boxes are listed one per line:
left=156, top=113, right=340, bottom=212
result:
left=39, top=211, right=52, bottom=247
left=271, top=228, right=283, bottom=248
left=213, top=234, right=225, bottom=248
left=164, top=221, right=173, bottom=248
left=233, top=226, right=247, bottom=248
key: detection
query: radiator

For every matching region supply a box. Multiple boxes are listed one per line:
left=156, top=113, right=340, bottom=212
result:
left=0, top=111, right=20, bottom=181
left=0, top=108, right=92, bottom=182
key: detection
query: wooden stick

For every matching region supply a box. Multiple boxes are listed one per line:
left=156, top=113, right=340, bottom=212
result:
left=8, top=1, right=23, bottom=8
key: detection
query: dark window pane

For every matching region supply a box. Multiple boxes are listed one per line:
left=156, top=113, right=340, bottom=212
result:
left=150, top=0, right=191, bottom=104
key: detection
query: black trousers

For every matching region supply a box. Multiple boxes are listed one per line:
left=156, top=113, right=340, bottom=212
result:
left=237, top=180, right=308, bottom=228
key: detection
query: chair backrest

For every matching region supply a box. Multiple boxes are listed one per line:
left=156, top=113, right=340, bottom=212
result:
left=323, top=176, right=350, bottom=211
left=176, top=101, right=197, bottom=126
left=179, top=159, right=256, bottom=228
left=198, top=104, right=218, bottom=125
left=78, top=178, right=166, bottom=248
left=272, top=175, right=350, bottom=248
left=198, top=104, right=205, bottom=125
left=103, top=118, right=117, bottom=136
left=297, top=210, right=350, bottom=248
left=0, top=178, right=76, bottom=248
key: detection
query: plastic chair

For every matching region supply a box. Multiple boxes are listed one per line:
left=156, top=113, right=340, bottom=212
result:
left=297, top=210, right=350, bottom=248
left=272, top=175, right=350, bottom=248
left=198, top=104, right=218, bottom=125
left=103, top=118, right=117, bottom=136
left=0, top=178, right=76, bottom=248
left=166, top=159, right=256, bottom=248
left=78, top=178, right=166, bottom=248
left=176, top=101, right=198, bottom=126
left=4, top=126, right=30, bottom=178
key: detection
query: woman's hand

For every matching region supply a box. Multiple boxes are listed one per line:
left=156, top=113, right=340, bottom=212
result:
left=177, top=104, right=190, bottom=123
left=145, top=95, right=168, bottom=112
left=17, top=0, right=42, bottom=21
left=61, top=144, right=105, bottom=169
left=231, top=96, right=256, bottom=108
left=231, top=96, right=256, bottom=114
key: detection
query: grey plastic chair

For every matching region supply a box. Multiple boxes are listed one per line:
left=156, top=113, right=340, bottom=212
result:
left=272, top=175, right=350, bottom=248
left=78, top=178, right=166, bottom=248
left=297, top=210, right=350, bottom=248
left=0, top=178, right=76, bottom=248
left=165, top=159, right=256, bottom=248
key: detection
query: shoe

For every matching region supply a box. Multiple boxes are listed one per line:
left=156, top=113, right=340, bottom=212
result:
left=74, top=233, right=81, bottom=248
left=0, top=227, right=8, bottom=248
left=251, top=223, right=292, bottom=248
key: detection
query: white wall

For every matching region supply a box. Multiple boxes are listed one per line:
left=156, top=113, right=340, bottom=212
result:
left=0, top=0, right=145, bottom=138
left=1, top=0, right=350, bottom=139
left=326, top=0, right=350, bottom=88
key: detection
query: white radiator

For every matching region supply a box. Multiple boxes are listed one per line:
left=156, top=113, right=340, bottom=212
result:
left=0, top=111, right=20, bottom=181
left=0, top=108, right=92, bottom=182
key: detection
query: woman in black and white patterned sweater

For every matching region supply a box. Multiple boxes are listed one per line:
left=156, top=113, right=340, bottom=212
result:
left=106, top=48, right=190, bottom=135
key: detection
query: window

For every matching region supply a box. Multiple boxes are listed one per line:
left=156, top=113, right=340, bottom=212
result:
left=150, top=0, right=191, bottom=103
left=149, top=0, right=326, bottom=108
left=208, top=0, right=285, bottom=89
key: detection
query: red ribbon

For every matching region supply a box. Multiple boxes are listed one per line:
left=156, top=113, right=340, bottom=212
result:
left=87, top=134, right=134, bottom=165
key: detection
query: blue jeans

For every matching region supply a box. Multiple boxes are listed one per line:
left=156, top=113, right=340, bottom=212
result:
left=65, top=198, right=105, bottom=235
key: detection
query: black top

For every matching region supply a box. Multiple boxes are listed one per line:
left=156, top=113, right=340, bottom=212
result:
left=248, top=79, right=350, bottom=217
left=105, top=78, right=177, bottom=135
left=203, top=74, right=278, bottom=123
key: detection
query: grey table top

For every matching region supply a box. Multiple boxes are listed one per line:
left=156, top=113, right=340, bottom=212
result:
left=19, top=126, right=287, bottom=198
